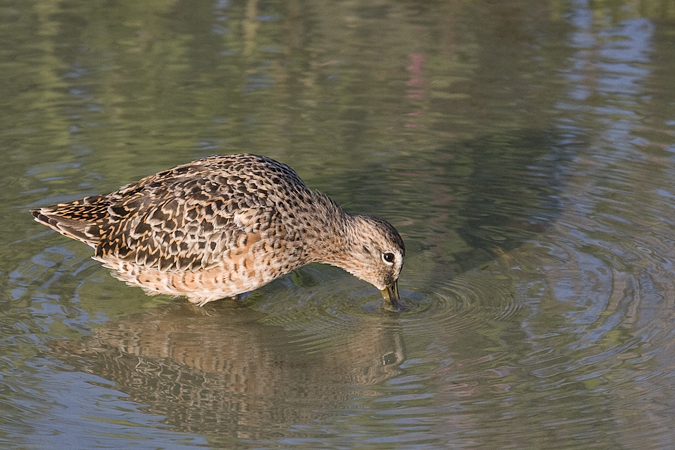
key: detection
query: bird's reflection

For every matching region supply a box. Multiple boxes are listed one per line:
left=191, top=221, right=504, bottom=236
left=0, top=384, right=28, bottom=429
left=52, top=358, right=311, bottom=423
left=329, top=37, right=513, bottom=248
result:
left=51, top=301, right=405, bottom=436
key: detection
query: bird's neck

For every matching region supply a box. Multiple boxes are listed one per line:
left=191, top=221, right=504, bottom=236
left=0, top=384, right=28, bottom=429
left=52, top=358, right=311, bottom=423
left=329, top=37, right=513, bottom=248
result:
left=301, top=194, right=358, bottom=267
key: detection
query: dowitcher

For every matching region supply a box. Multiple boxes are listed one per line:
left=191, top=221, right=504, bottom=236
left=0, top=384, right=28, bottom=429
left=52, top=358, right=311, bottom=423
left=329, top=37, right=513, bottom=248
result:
left=31, top=154, right=406, bottom=311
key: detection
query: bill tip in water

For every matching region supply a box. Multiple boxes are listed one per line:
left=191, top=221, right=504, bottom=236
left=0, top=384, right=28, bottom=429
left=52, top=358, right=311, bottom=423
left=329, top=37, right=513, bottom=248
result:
left=380, top=281, right=408, bottom=312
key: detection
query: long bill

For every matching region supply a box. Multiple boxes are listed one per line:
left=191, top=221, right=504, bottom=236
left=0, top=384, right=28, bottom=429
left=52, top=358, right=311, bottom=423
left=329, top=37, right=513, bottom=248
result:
left=380, top=280, right=405, bottom=312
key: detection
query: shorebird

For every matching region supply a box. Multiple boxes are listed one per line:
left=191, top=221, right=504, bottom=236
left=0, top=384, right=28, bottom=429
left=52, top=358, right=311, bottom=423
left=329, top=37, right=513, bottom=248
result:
left=31, top=154, right=406, bottom=311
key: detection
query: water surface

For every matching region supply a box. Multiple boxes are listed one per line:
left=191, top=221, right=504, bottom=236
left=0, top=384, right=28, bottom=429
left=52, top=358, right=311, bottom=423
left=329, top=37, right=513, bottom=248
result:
left=2, top=0, right=675, bottom=449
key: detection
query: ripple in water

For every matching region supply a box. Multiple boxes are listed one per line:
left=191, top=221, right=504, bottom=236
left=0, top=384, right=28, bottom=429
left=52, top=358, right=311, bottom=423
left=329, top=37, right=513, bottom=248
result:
left=399, top=262, right=529, bottom=340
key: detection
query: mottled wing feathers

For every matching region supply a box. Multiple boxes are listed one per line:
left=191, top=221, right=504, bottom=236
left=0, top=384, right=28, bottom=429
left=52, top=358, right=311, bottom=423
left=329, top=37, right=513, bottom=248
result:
left=32, top=154, right=301, bottom=274
left=97, top=192, right=273, bottom=273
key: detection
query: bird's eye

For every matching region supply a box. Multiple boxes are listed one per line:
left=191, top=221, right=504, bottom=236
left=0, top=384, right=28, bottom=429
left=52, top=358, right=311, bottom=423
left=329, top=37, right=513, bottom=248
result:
left=382, top=252, right=395, bottom=264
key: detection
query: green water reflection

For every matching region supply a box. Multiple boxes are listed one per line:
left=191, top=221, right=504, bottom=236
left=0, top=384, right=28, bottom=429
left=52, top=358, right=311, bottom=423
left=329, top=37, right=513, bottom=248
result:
left=2, top=0, right=675, bottom=449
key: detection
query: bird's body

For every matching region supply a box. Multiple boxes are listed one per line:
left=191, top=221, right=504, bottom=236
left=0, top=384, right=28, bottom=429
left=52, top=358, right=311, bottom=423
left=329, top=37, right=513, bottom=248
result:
left=32, top=154, right=405, bottom=310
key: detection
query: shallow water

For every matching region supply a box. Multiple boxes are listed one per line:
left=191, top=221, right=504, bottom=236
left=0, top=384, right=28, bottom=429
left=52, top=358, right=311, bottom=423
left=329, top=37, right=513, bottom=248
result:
left=2, top=0, right=675, bottom=448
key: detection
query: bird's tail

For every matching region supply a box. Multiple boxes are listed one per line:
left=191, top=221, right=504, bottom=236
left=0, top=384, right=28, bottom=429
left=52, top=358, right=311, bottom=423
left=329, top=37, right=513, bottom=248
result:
left=31, top=195, right=109, bottom=248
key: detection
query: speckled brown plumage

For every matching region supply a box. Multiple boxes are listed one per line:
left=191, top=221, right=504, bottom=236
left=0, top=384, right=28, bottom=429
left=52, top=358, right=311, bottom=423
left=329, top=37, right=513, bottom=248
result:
left=31, top=154, right=406, bottom=310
